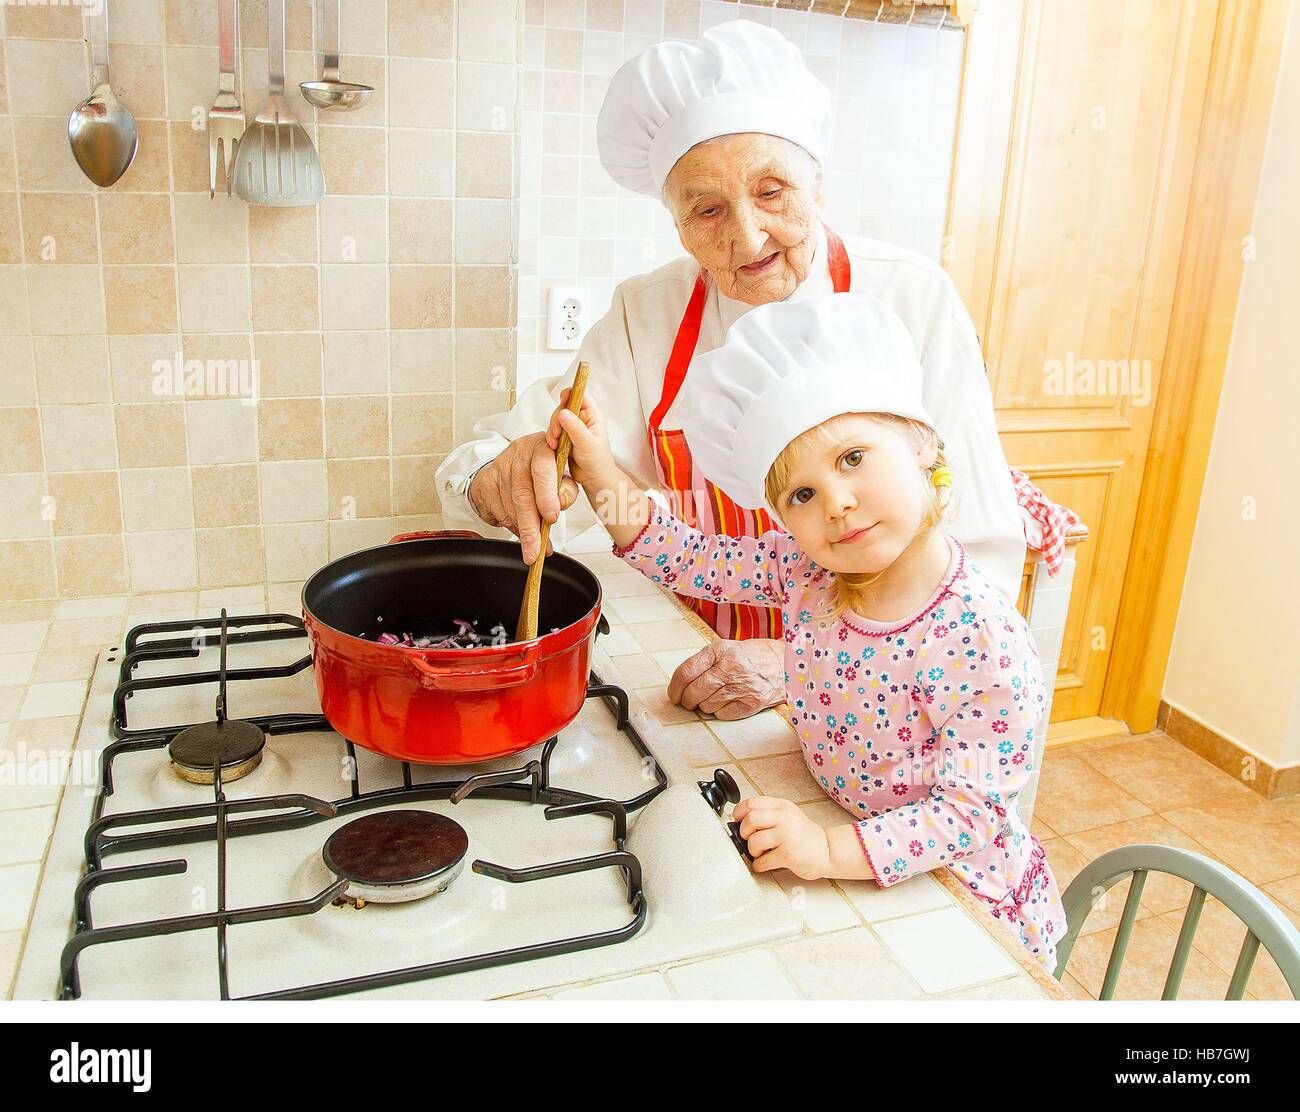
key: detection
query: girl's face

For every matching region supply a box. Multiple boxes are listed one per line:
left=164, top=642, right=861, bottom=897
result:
left=773, top=414, right=938, bottom=574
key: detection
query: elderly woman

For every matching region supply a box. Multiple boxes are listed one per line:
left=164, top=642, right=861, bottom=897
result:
left=436, top=22, right=1023, bottom=720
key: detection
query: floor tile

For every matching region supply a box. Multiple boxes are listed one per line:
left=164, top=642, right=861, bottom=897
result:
left=1161, top=796, right=1300, bottom=886
left=54, top=597, right=128, bottom=618
left=19, top=681, right=88, bottom=720
left=772, top=873, right=861, bottom=933
left=1062, top=915, right=1236, bottom=1000
left=650, top=647, right=699, bottom=679
left=1053, top=729, right=1138, bottom=754
left=551, top=972, right=674, bottom=1000
left=705, top=714, right=800, bottom=760
left=665, top=948, right=800, bottom=1000
left=1062, top=813, right=1216, bottom=916
left=741, top=752, right=823, bottom=803
left=1030, top=813, right=1058, bottom=840
left=605, top=593, right=682, bottom=623
left=938, top=974, right=1051, bottom=1001
left=0, top=930, right=22, bottom=1001
left=563, top=527, right=613, bottom=555
left=599, top=572, right=660, bottom=599
left=1060, top=971, right=1093, bottom=1000
left=0, top=687, right=24, bottom=723
left=32, top=645, right=99, bottom=682
left=125, top=611, right=202, bottom=631
left=4, top=716, right=80, bottom=749
left=1262, top=875, right=1300, bottom=917
left=660, top=721, right=728, bottom=766
left=0, top=655, right=37, bottom=686
left=0, top=622, right=50, bottom=655
left=608, top=653, right=666, bottom=688
left=1076, top=734, right=1258, bottom=811
left=1158, top=895, right=1299, bottom=1001
left=1267, top=794, right=1300, bottom=823
left=0, top=717, right=79, bottom=811
left=0, top=863, right=41, bottom=931
left=198, top=587, right=267, bottom=613
left=127, top=591, right=199, bottom=613
left=1032, top=753, right=1152, bottom=835
left=630, top=619, right=708, bottom=654
left=633, top=686, right=699, bottom=726
left=596, top=623, right=640, bottom=656
left=872, top=906, right=1018, bottom=993
left=837, top=871, right=953, bottom=922
left=775, top=927, right=922, bottom=999
left=0, top=602, right=56, bottom=622
left=575, top=552, right=628, bottom=577
left=0, top=806, right=57, bottom=865
left=43, top=616, right=127, bottom=650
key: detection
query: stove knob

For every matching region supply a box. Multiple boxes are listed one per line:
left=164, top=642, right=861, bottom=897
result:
left=698, top=770, right=752, bottom=862
left=727, top=820, right=754, bottom=864
left=697, top=767, right=740, bottom=815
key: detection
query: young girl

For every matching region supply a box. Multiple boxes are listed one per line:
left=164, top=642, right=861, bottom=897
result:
left=547, top=293, right=1065, bottom=972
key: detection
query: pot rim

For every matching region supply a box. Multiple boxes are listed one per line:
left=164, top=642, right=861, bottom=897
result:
left=299, top=535, right=603, bottom=653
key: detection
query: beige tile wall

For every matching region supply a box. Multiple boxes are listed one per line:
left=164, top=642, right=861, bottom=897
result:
left=0, top=0, right=520, bottom=602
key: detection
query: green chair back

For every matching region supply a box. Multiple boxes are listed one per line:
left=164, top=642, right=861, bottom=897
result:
left=1055, top=843, right=1300, bottom=1000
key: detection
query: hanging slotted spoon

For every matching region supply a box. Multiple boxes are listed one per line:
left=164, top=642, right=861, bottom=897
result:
left=233, top=0, right=325, bottom=206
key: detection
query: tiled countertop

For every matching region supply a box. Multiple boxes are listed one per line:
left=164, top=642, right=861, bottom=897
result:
left=0, top=543, right=1066, bottom=1003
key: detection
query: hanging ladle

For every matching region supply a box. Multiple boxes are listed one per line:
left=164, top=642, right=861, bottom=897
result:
left=300, top=0, right=374, bottom=111
left=68, top=0, right=138, bottom=187
left=515, top=362, right=591, bottom=643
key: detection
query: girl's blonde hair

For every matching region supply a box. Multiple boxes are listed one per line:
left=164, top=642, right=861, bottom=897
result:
left=763, top=414, right=952, bottom=620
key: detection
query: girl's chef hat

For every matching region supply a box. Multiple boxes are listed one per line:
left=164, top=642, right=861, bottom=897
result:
left=679, top=293, right=938, bottom=515
left=597, top=21, right=833, bottom=198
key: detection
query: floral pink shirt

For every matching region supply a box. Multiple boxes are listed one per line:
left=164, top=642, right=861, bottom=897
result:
left=616, top=501, right=1066, bottom=972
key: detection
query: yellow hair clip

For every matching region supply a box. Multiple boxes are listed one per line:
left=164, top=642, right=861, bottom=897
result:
left=930, top=465, right=953, bottom=489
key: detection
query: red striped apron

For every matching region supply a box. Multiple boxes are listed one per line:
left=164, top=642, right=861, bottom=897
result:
left=647, top=227, right=852, bottom=640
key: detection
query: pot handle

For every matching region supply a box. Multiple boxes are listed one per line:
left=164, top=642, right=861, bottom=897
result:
left=389, top=530, right=483, bottom=543
left=407, top=643, right=541, bottom=691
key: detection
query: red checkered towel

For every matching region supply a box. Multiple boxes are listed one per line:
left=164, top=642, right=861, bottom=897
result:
left=1010, top=468, right=1080, bottom=577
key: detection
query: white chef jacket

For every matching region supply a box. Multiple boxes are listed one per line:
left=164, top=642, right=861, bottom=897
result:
left=436, top=225, right=1026, bottom=604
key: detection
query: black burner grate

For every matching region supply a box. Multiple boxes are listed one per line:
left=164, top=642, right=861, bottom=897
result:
left=59, top=609, right=667, bottom=1001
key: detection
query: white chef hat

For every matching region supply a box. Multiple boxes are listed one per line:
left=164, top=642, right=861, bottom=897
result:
left=597, top=21, right=834, bottom=198
left=678, top=294, right=939, bottom=515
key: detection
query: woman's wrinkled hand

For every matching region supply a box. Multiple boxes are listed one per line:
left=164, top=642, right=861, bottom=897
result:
left=466, top=431, right=579, bottom=564
left=667, top=639, right=785, bottom=720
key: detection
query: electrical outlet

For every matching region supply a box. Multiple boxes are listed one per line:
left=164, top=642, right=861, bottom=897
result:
left=547, top=286, right=592, bottom=351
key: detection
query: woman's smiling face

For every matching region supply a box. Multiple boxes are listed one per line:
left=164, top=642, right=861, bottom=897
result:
left=664, top=133, right=823, bottom=306
left=771, top=414, right=939, bottom=574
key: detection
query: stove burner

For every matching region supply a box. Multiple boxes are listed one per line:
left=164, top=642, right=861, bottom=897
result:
left=168, top=718, right=266, bottom=784
left=323, top=810, right=469, bottom=906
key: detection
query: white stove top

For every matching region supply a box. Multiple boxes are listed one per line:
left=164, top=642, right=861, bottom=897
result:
left=15, top=617, right=801, bottom=1000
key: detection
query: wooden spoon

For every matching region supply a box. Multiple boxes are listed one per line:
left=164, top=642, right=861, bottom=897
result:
left=515, top=362, right=591, bottom=643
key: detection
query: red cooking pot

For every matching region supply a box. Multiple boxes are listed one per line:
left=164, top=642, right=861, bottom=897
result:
left=301, top=531, right=602, bottom=764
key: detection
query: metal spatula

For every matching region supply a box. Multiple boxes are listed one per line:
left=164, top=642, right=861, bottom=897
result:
left=233, top=0, right=324, bottom=207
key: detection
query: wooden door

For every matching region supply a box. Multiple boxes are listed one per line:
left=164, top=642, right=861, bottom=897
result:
left=946, top=0, right=1222, bottom=733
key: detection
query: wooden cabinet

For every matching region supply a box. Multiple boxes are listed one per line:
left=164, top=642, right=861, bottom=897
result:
left=946, top=0, right=1288, bottom=737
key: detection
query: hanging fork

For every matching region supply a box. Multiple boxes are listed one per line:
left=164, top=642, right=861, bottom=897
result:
left=208, top=0, right=244, bottom=197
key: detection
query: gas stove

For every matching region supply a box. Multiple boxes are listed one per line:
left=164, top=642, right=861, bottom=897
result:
left=16, top=611, right=801, bottom=1001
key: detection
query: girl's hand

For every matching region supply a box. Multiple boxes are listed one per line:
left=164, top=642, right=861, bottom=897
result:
left=733, top=796, right=831, bottom=881
left=546, top=388, right=617, bottom=491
